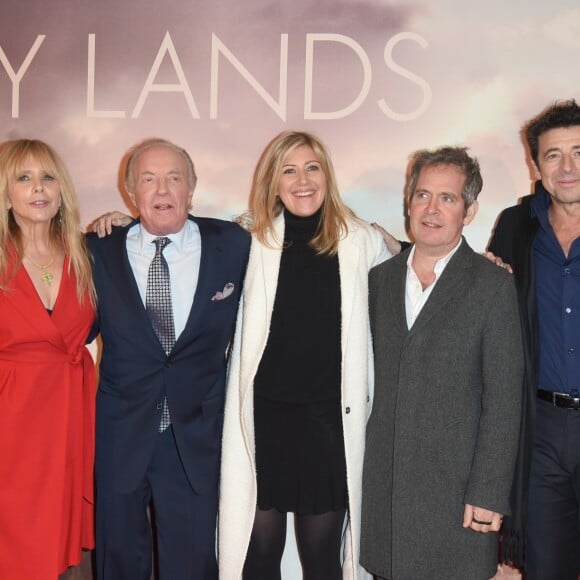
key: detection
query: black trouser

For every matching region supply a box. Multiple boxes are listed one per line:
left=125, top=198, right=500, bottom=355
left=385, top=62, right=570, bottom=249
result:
left=526, top=399, right=580, bottom=580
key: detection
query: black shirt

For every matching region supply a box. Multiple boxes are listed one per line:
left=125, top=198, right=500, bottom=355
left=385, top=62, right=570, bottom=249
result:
left=254, top=209, right=342, bottom=403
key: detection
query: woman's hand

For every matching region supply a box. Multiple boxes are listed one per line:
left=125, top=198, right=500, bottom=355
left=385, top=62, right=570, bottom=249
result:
left=91, top=211, right=133, bottom=238
left=372, top=222, right=402, bottom=255
left=484, top=251, right=513, bottom=274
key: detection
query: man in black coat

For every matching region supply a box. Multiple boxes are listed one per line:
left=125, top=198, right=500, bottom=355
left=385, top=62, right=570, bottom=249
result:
left=489, top=99, right=580, bottom=580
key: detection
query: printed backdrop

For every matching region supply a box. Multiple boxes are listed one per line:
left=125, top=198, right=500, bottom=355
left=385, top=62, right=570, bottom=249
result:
left=2, top=1, right=579, bottom=576
left=2, top=0, right=579, bottom=249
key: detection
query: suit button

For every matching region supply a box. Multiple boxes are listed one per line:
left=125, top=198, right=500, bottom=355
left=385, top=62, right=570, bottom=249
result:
left=156, top=403, right=163, bottom=410
left=164, top=361, right=172, bottom=368
left=345, top=407, right=351, bottom=414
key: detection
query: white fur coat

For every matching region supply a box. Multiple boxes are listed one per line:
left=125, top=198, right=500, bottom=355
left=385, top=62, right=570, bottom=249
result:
left=218, top=214, right=389, bottom=579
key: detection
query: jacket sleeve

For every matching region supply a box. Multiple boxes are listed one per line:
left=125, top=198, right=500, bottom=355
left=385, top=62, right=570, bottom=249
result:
left=488, top=206, right=519, bottom=266
left=463, top=275, right=524, bottom=514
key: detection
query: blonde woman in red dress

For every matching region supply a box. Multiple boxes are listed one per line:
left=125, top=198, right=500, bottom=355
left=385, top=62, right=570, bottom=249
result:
left=0, top=140, right=96, bottom=579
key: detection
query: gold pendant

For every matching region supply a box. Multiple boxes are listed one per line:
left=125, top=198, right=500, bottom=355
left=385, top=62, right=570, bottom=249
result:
left=25, top=252, right=56, bottom=286
left=40, top=271, right=54, bottom=286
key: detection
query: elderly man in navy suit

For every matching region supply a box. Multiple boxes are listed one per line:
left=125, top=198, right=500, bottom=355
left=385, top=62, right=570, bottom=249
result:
left=87, top=138, right=250, bottom=580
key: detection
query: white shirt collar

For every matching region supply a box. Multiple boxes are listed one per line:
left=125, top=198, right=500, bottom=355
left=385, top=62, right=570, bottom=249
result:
left=406, top=237, right=463, bottom=279
left=134, top=219, right=193, bottom=254
left=404, top=238, right=463, bottom=329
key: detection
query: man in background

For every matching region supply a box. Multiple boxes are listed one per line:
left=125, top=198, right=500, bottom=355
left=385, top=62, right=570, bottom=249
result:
left=489, top=99, right=580, bottom=580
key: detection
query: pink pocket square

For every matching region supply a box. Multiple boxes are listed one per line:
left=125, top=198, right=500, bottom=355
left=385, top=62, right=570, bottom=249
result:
left=211, top=283, right=235, bottom=301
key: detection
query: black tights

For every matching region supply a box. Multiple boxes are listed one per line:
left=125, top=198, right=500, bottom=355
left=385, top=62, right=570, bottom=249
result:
left=242, top=507, right=346, bottom=580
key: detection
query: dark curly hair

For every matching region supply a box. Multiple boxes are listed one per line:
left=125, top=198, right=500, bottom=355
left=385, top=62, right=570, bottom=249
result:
left=525, top=99, right=580, bottom=166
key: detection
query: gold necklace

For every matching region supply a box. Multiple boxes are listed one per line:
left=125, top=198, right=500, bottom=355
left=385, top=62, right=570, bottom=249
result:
left=25, top=253, right=56, bottom=286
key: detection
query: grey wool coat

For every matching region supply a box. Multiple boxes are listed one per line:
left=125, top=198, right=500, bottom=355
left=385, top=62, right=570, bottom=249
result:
left=360, top=240, right=524, bottom=580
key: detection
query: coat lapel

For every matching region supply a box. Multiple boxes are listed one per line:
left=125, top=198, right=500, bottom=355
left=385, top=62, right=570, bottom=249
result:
left=109, top=221, right=146, bottom=316
left=378, top=249, right=411, bottom=334
left=338, top=225, right=360, bottom=353
left=388, top=253, right=410, bottom=334
left=238, top=216, right=283, bottom=403
left=260, top=217, right=284, bottom=315
left=107, top=219, right=174, bottom=353
left=173, top=217, right=222, bottom=350
left=407, top=240, right=472, bottom=336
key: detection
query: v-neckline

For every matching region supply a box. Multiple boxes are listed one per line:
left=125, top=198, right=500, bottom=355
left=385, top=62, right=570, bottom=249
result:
left=19, top=256, right=66, bottom=315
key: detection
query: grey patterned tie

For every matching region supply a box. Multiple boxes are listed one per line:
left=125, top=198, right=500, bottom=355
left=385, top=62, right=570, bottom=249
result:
left=146, top=237, right=175, bottom=432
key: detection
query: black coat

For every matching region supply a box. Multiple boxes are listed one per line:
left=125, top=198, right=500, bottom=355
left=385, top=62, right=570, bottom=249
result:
left=488, top=188, right=541, bottom=567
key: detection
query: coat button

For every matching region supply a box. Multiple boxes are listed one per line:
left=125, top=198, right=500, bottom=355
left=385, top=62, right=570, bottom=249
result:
left=156, top=403, right=163, bottom=410
left=345, top=407, right=351, bottom=414
left=164, top=361, right=172, bottom=368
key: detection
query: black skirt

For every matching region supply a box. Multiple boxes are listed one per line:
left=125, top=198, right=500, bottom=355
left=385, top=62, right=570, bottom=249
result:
left=254, top=394, right=348, bottom=515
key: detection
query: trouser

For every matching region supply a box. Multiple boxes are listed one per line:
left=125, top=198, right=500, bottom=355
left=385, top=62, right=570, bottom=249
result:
left=95, top=426, right=218, bottom=580
left=526, top=399, right=580, bottom=580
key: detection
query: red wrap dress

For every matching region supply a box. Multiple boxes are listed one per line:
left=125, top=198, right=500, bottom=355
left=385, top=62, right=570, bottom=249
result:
left=0, top=255, right=95, bottom=579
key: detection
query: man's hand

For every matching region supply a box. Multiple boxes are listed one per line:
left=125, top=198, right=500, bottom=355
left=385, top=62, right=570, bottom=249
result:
left=463, top=504, right=503, bottom=533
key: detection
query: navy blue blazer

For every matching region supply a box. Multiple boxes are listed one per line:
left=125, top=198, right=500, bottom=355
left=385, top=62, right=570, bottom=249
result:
left=87, top=216, right=250, bottom=495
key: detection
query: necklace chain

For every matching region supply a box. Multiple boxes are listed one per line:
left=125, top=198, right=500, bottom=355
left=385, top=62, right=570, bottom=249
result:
left=25, top=253, right=56, bottom=286
left=25, top=253, right=55, bottom=270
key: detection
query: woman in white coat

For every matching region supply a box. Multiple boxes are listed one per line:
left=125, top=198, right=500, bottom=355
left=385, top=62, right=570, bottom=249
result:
left=219, top=131, right=391, bottom=580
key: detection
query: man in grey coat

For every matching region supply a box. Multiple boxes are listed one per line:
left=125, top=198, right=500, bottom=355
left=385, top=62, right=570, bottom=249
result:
left=360, top=146, right=524, bottom=580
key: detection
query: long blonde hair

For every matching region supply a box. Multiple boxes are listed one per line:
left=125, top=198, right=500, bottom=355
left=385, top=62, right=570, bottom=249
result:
left=247, top=131, right=356, bottom=255
left=0, top=139, right=95, bottom=304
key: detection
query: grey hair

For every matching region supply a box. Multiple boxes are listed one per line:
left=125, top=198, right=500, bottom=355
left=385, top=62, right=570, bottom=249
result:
left=124, top=138, right=197, bottom=193
left=407, top=146, right=482, bottom=210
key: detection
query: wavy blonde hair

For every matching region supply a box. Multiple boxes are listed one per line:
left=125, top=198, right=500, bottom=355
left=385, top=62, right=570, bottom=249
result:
left=246, top=131, right=356, bottom=255
left=0, top=139, right=95, bottom=304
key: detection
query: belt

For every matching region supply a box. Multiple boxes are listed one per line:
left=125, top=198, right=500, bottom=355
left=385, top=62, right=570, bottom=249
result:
left=537, top=389, right=580, bottom=410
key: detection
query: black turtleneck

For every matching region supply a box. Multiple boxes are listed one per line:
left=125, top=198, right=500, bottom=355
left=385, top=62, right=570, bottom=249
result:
left=254, top=209, right=342, bottom=403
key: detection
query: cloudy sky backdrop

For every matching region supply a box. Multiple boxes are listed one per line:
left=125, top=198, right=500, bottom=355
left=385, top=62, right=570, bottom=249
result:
left=1, top=0, right=579, bottom=250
